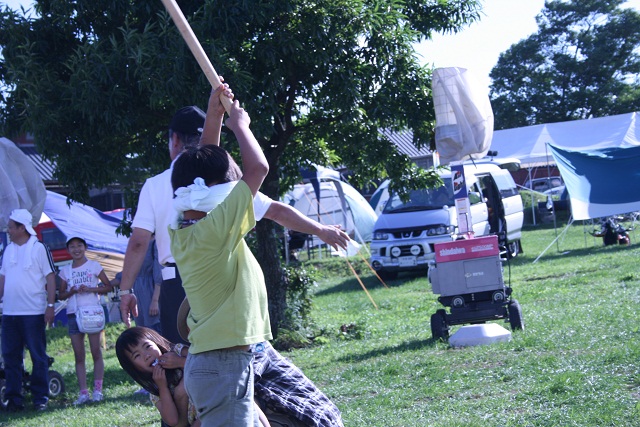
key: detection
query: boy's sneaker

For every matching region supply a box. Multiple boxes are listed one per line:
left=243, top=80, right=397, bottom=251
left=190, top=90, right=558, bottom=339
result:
left=92, top=391, right=103, bottom=402
left=74, top=393, right=91, bottom=405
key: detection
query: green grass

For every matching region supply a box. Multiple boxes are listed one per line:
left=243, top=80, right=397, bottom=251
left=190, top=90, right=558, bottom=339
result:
left=2, top=219, right=639, bottom=426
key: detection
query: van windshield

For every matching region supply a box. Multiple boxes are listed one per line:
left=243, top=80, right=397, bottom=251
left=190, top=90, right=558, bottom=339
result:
left=383, top=179, right=454, bottom=213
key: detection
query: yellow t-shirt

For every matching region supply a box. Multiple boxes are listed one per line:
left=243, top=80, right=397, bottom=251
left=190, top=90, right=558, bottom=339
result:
left=169, top=181, right=272, bottom=353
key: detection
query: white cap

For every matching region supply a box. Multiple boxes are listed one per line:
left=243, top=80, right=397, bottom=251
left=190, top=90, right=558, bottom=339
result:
left=9, top=209, right=36, bottom=236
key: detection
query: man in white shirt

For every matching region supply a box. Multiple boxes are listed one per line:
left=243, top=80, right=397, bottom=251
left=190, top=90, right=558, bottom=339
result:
left=119, top=85, right=349, bottom=344
left=0, top=209, right=56, bottom=412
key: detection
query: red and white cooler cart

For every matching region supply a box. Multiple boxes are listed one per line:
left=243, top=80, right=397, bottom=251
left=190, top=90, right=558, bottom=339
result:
left=428, top=235, right=524, bottom=339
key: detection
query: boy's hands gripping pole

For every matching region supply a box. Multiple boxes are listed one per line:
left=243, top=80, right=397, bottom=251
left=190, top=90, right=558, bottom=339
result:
left=159, top=0, right=232, bottom=114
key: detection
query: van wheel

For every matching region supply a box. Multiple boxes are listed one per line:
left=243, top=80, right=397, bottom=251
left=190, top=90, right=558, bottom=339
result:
left=506, top=241, right=520, bottom=259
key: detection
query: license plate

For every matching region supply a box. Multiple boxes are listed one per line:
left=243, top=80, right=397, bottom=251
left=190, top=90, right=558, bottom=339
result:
left=398, top=256, right=417, bottom=267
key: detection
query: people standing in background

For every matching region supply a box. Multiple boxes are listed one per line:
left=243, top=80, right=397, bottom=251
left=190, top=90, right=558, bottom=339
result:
left=0, top=209, right=56, bottom=412
left=58, top=236, right=113, bottom=405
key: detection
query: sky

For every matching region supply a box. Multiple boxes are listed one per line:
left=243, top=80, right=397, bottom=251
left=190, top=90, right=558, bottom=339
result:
left=3, top=0, right=640, bottom=95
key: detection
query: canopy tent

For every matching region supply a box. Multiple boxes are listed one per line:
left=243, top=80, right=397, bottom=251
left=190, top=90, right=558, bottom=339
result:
left=43, top=190, right=129, bottom=254
left=490, top=112, right=640, bottom=167
left=548, top=144, right=640, bottom=221
left=285, top=180, right=378, bottom=246
left=0, top=137, right=47, bottom=230
left=369, top=180, right=390, bottom=216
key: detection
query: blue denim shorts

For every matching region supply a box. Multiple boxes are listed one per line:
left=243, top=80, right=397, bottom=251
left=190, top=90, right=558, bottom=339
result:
left=67, top=315, right=81, bottom=335
left=184, top=349, right=259, bottom=426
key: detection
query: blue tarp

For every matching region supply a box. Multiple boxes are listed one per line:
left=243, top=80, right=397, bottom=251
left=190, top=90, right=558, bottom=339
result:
left=43, top=191, right=129, bottom=254
left=548, top=144, right=640, bottom=220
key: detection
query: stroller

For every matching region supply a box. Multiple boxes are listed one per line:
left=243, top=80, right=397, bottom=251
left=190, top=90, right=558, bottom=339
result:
left=0, top=310, right=66, bottom=408
left=590, top=216, right=631, bottom=246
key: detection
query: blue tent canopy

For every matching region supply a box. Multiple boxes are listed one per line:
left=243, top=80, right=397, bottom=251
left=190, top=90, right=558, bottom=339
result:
left=549, top=144, right=640, bottom=220
left=44, top=191, right=129, bottom=254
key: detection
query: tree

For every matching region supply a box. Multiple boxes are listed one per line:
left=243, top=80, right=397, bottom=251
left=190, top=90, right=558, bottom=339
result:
left=0, top=0, right=481, bottom=335
left=489, top=0, right=640, bottom=130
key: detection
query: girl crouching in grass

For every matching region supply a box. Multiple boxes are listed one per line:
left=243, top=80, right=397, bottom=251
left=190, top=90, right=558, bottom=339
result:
left=116, top=327, right=199, bottom=427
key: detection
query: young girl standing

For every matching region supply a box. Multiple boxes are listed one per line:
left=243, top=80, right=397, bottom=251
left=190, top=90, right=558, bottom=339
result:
left=58, top=236, right=112, bottom=405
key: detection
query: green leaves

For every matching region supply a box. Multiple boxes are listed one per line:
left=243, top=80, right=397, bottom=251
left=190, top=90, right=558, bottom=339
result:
left=490, top=0, right=640, bottom=130
left=1, top=0, right=483, bottom=200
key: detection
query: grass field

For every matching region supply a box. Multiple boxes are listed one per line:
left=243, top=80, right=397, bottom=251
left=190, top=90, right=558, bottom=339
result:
left=1, top=218, right=639, bottom=426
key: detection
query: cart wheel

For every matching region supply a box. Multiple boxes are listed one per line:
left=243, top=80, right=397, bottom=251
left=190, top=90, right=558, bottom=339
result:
left=508, top=299, right=524, bottom=331
left=48, top=370, right=65, bottom=398
left=430, top=309, right=449, bottom=340
left=0, top=378, right=7, bottom=408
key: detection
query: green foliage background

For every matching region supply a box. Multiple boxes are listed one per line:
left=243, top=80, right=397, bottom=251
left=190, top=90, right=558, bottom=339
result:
left=490, top=0, right=640, bottom=129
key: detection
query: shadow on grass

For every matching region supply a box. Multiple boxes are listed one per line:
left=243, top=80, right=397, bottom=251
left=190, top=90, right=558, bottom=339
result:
left=0, top=366, right=151, bottom=425
left=315, top=270, right=427, bottom=297
left=508, top=238, right=635, bottom=267
left=334, top=338, right=442, bottom=363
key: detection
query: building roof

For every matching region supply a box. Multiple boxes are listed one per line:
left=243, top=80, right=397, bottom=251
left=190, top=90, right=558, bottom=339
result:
left=379, top=128, right=432, bottom=159
left=18, top=144, right=57, bottom=183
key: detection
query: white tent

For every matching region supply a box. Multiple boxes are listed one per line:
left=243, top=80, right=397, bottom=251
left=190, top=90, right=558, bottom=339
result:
left=285, top=180, right=378, bottom=245
left=490, top=112, right=640, bottom=167
left=369, top=180, right=390, bottom=216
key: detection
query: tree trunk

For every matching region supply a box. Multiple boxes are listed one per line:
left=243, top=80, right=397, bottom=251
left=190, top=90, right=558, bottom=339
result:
left=255, top=163, right=287, bottom=337
left=255, top=219, right=287, bottom=337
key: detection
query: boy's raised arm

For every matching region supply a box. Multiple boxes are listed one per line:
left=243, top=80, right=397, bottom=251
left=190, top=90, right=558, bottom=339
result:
left=224, top=100, right=268, bottom=196
left=199, top=83, right=233, bottom=147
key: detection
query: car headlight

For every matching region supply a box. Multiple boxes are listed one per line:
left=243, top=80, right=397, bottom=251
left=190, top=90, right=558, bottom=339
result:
left=427, top=225, right=455, bottom=236
left=373, top=231, right=389, bottom=240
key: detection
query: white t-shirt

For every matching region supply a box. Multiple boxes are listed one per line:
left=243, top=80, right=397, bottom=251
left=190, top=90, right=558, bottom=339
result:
left=132, top=159, right=273, bottom=265
left=0, top=237, right=55, bottom=316
left=59, top=260, right=104, bottom=314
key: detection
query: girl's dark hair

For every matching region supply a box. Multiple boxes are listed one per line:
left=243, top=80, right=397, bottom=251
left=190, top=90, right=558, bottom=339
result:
left=115, top=327, right=182, bottom=396
left=172, top=145, right=241, bottom=192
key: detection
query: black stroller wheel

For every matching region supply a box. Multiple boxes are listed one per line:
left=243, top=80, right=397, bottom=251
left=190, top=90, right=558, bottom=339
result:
left=0, top=379, right=7, bottom=408
left=48, top=370, right=65, bottom=398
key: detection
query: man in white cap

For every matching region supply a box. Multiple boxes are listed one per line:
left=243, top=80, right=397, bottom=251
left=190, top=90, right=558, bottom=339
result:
left=0, top=209, right=57, bottom=412
left=119, top=84, right=349, bottom=344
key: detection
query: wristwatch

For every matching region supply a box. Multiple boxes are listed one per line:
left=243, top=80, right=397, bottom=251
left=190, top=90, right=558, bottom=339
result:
left=120, top=289, right=134, bottom=295
left=47, top=303, right=55, bottom=308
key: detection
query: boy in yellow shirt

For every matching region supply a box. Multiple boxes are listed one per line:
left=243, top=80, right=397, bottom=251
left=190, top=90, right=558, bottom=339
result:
left=168, top=90, right=270, bottom=426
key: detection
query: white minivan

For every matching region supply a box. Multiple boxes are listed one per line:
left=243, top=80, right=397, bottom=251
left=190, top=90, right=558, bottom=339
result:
left=369, top=162, right=524, bottom=280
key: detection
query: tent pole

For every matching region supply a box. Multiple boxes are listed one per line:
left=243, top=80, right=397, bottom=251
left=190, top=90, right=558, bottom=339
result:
left=533, top=215, right=574, bottom=263
left=527, top=167, right=536, bottom=226
left=545, top=143, right=559, bottom=251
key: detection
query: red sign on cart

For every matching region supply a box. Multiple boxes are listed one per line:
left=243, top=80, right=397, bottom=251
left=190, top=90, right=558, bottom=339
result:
left=434, top=235, right=499, bottom=263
